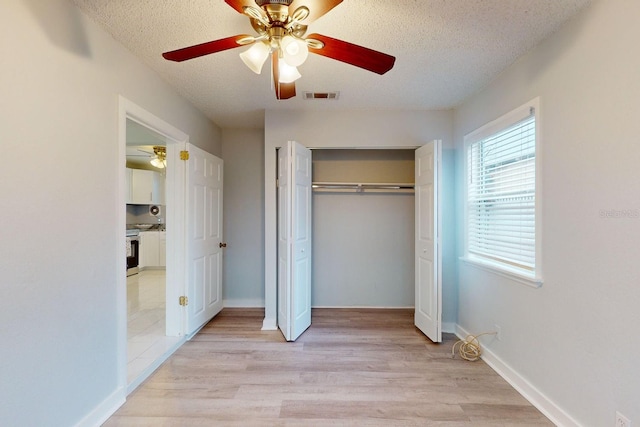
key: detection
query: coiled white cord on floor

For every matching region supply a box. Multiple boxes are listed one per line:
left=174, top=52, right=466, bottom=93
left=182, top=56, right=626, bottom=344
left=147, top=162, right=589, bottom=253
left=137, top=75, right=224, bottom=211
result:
left=451, top=332, right=497, bottom=361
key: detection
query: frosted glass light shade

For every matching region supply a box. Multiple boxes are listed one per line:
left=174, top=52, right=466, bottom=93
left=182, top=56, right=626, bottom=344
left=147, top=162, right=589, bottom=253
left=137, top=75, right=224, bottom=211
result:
left=150, top=157, right=166, bottom=169
left=240, top=42, right=270, bottom=74
left=281, top=35, right=308, bottom=67
left=278, top=59, right=301, bottom=83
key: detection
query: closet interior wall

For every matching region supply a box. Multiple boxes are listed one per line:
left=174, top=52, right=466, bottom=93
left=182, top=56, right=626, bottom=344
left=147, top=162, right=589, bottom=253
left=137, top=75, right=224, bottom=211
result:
left=311, top=149, right=415, bottom=308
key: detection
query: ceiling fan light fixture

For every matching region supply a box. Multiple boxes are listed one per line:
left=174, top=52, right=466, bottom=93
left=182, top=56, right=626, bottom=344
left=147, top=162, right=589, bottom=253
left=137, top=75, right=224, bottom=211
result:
left=162, top=1, right=396, bottom=100
left=242, top=6, right=269, bottom=26
left=240, top=42, right=270, bottom=74
left=286, top=6, right=310, bottom=28
left=150, top=146, right=166, bottom=169
left=281, top=35, right=308, bottom=67
left=278, top=58, right=301, bottom=83
left=150, top=157, right=166, bottom=169
left=305, top=38, right=325, bottom=50
left=236, top=35, right=257, bottom=45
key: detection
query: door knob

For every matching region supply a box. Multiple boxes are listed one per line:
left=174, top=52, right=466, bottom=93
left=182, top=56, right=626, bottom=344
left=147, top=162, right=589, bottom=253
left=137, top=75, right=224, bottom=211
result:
left=219, top=242, right=227, bottom=248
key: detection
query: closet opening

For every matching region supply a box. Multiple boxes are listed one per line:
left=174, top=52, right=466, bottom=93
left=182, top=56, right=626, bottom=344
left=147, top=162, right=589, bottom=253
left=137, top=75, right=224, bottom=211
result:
left=275, top=142, right=441, bottom=343
left=310, top=149, right=416, bottom=308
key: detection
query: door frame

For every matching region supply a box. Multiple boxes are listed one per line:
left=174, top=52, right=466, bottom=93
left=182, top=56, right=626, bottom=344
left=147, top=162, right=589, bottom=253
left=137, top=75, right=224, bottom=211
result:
left=264, top=142, right=441, bottom=332
left=117, top=96, right=189, bottom=392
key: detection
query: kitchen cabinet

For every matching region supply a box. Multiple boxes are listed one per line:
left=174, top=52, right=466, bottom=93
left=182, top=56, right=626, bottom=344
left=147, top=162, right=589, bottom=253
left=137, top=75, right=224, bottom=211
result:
left=139, top=231, right=158, bottom=268
left=125, top=168, right=133, bottom=204
left=153, top=172, right=165, bottom=205
left=139, top=231, right=166, bottom=269
left=127, top=168, right=165, bottom=205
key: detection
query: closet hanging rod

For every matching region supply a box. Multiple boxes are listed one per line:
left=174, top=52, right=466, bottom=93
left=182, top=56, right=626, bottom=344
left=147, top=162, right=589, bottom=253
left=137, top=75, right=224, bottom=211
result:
left=312, top=182, right=415, bottom=192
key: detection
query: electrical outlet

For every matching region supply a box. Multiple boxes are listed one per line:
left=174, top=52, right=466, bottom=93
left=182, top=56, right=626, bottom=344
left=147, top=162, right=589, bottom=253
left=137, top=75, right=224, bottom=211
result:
left=494, top=324, right=501, bottom=341
left=616, top=411, right=631, bottom=427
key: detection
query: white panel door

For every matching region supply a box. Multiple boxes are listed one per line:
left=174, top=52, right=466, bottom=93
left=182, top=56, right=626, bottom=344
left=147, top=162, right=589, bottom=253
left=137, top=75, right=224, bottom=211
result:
left=415, top=141, right=442, bottom=343
left=277, top=145, right=291, bottom=339
left=277, top=141, right=312, bottom=341
left=186, top=143, right=224, bottom=336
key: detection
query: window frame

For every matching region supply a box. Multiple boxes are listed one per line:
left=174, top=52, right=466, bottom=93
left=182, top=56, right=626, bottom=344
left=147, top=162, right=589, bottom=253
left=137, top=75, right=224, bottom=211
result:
left=462, top=98, right=543, bottom=288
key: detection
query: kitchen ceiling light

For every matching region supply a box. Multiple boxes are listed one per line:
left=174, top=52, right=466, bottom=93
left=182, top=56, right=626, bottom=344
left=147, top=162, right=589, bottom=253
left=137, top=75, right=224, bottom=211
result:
left=150, top=157, right=165, bottom=168
left=150, top=146, right=166, bottom=169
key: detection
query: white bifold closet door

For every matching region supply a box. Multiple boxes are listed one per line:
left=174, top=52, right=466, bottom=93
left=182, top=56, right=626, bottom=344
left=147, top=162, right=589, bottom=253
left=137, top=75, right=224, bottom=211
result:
left=414, top=141, right=442, bottom=343
left=278, top=141, right=441, bottom=343
left=277, top=141, right=312, bottom=341
left=185, top=143, right=224, bottom=337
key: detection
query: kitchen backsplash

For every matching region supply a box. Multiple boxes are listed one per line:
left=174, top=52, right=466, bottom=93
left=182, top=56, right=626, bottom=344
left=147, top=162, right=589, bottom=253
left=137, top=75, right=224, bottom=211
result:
left=126, top=204, right=165, bottom=226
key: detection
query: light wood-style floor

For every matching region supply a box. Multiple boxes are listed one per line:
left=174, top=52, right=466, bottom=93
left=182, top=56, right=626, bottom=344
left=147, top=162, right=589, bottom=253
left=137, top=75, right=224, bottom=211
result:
left=105, top=309, right=552, bottom=426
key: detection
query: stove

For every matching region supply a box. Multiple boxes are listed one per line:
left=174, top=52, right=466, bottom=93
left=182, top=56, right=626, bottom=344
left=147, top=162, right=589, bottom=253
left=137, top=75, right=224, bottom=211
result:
left=126, top=229, right=140, bottom=276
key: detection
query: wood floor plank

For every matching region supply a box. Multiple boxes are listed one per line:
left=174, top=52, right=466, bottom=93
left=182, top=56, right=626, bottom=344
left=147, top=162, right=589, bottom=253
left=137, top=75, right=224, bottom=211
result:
left=104, top=308, right=552, bottom=426
left=279, top=400, right=468, bottom=421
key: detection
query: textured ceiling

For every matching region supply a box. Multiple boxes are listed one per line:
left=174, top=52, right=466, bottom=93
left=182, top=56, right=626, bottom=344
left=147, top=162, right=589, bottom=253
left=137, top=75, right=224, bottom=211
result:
left=72, top=0, right=592, bottom=129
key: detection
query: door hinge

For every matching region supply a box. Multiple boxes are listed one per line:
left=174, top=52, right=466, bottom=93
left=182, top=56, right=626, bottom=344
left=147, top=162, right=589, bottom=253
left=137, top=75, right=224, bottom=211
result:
left=179, top=296, right=188, bottom=306
left=180, top=150, right=189, bottom=161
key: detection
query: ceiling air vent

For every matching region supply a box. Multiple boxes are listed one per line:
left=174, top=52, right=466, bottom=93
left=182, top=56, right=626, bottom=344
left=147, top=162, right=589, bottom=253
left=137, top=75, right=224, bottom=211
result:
left=303, top=91, right=340, bottom=100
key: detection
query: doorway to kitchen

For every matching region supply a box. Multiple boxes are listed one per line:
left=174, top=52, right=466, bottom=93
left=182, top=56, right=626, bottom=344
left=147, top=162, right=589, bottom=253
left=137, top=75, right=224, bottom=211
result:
left=125, top=118, right=175, bottom=390
left=118, top=97, right=188, bottom=394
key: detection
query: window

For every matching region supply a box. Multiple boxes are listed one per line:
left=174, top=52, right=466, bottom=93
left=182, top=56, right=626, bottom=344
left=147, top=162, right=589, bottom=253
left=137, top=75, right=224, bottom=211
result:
left=464, top=99, right=541, bottom=285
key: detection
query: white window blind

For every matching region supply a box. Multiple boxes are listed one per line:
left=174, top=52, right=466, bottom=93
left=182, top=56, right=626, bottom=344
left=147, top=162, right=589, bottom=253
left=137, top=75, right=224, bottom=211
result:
left=467, top=113, right=536, bottom=273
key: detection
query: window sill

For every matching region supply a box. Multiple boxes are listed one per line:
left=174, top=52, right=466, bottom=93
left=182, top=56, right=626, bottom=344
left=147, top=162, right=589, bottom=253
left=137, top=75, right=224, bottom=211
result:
left=460, top=256, right=543, bottom=289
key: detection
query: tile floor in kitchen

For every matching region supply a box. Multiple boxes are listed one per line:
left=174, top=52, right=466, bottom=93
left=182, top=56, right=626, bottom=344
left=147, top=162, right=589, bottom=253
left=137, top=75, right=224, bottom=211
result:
left=127, top=269, right=181, bottom=385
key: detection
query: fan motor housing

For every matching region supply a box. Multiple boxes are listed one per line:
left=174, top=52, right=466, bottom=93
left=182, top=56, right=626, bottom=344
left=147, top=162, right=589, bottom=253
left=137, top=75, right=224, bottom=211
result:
left=256, top=0, right=293, bottom=6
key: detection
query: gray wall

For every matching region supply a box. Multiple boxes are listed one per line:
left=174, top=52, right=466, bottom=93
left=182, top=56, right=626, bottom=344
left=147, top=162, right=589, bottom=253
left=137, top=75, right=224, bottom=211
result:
left=453, top=1, right=640, bottom=425
left=313, top=192, right=415, bottom=307
left=0, top=1, right=220, bottom=425
left=312, top=149, right=416, bottom=307
left=221, top=129, right=265, bottom=307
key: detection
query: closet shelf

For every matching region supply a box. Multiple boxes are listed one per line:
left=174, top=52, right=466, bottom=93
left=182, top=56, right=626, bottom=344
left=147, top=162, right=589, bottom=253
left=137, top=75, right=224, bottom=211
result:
left=312, top=182, right=415, bottom=193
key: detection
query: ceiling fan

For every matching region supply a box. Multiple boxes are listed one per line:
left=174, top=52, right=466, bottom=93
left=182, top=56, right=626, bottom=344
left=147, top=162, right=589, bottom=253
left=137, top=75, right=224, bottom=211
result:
left=128, top=146, right=167, bottom=169
left=162, top=0, right=396, bottom=100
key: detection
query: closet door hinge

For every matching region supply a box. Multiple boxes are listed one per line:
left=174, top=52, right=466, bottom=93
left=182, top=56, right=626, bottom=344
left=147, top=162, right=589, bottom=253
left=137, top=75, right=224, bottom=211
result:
left=179, top=296, right=188, bottom=306
left=180, top=150, right=190, bottom=161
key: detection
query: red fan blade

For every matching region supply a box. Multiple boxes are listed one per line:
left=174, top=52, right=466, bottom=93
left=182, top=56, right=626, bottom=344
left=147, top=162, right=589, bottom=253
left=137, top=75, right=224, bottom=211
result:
left=162, top=34, right=251, bottom=62
left=272, top=53, right=296, bottom=100
left=306, top=33, right=395, bottom=75
left=224, top=0, right=257, bottom=14
left=288, top=0, right=343, bottom=23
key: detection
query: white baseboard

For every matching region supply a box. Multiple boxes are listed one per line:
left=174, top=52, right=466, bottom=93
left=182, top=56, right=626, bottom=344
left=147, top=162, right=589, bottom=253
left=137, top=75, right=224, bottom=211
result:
left=455, top=324, right=581, bottom=427
left=223, top=298, right=265, bottom=308
left=311, top=305, right=415, bottom=309
left=73, top=387, right=125, bottom=427
left=442, top=322, right=456, bottom=334
left=262, top=317, right=277, bottom=330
